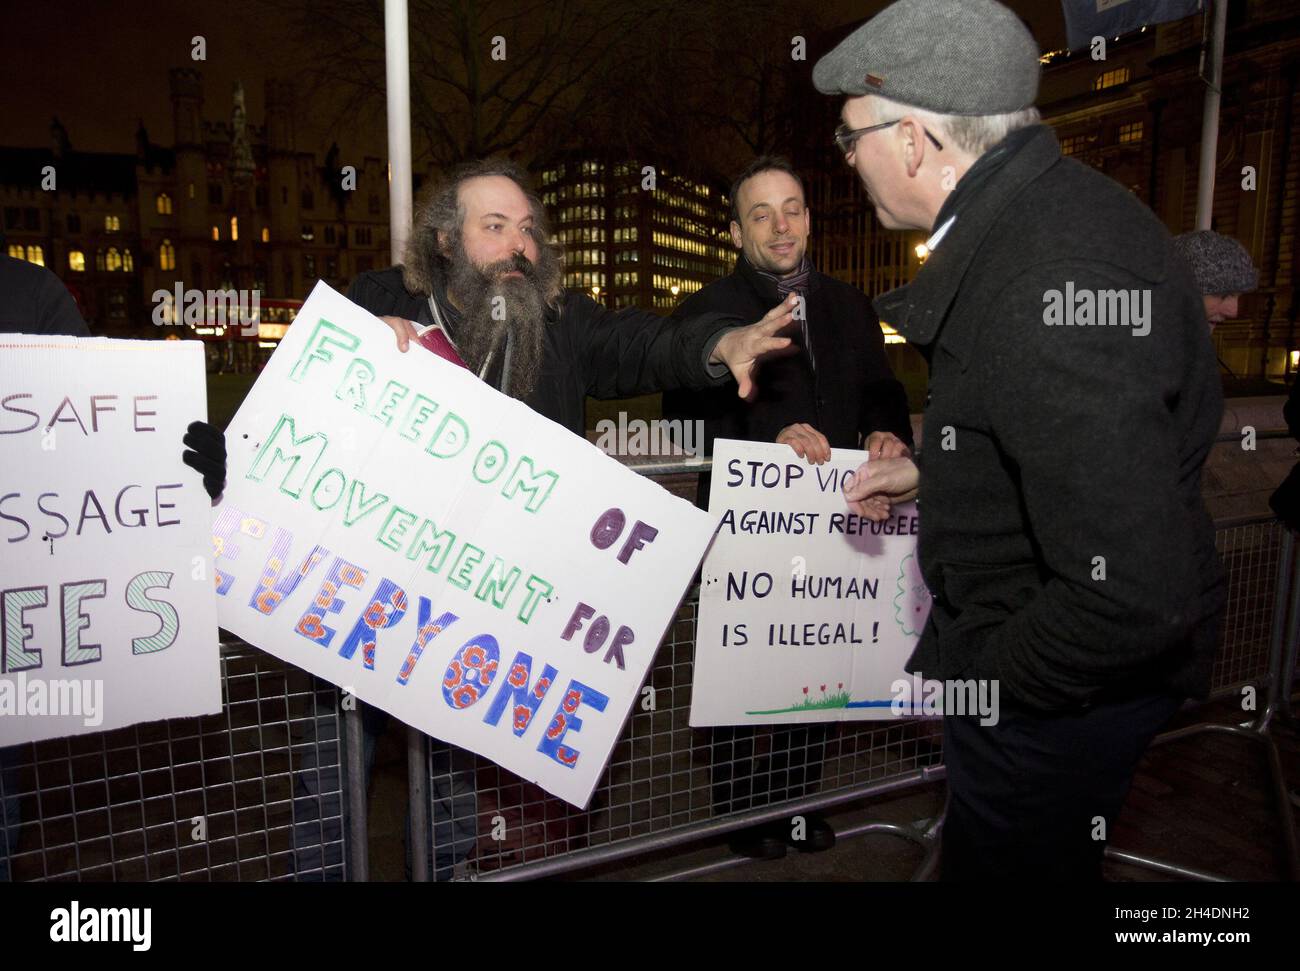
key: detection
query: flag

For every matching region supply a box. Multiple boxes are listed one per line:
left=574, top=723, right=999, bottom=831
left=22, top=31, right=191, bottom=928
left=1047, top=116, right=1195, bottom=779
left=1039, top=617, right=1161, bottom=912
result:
left=1061, top=0, right=1204, bottom=52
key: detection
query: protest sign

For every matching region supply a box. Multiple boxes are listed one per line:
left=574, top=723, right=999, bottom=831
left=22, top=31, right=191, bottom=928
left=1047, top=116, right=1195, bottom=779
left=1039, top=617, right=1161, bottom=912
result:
left=214, top=282, right=713, bottom=808
left=0, top=336, right=221, bottom=744
left=689, top=439, right=931, bottom=726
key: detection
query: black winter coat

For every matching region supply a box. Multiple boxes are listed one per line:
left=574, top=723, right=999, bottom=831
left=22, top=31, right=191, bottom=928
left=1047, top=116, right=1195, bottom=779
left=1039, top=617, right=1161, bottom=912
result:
left=347, top=266, right=741, bottom=436
left=880, top=124, right=1225, bottom=712
left=664, top=254, right=912, bottom=455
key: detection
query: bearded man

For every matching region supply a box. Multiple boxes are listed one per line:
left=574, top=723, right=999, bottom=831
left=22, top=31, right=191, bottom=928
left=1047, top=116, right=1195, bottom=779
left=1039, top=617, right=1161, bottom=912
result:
left=293, top=157, right=797, bottom=880
left=361, top=157, right=797, bottom=425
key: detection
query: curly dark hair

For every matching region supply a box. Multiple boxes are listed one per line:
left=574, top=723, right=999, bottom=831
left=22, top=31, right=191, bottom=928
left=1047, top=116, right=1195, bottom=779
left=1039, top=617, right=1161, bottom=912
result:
left=401, top=157, right=564, bottom=311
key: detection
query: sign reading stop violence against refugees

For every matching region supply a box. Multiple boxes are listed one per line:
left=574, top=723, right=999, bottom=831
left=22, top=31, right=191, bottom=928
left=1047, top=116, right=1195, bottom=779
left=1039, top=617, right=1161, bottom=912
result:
left=689, top=439, right=931, bottom=727
left=214, top=282, right=714, bottom=808
left=0, top=336, right=221, bottom=745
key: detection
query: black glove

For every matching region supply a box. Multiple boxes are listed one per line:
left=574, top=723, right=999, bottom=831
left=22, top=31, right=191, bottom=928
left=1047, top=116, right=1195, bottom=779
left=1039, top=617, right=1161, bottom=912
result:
left=182, top=420, right=226, bottom=500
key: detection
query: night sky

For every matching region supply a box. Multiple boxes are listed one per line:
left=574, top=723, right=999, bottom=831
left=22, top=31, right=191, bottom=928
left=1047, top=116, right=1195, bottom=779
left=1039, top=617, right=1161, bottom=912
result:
left=0, top=0, right=1070, bottom=163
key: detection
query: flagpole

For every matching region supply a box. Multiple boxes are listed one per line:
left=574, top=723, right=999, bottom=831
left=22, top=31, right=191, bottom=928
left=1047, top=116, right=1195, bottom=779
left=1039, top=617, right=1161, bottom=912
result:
left=385, top=0, right=414, bottom=264
left=1195, top=0, right=1228, bottom=230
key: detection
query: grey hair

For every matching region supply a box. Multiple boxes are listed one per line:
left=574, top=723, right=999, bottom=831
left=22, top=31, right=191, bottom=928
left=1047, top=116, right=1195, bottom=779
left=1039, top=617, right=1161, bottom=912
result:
left=402, top=157, right=563, bottom=308
left=868, top=94, right=1041, bottom=159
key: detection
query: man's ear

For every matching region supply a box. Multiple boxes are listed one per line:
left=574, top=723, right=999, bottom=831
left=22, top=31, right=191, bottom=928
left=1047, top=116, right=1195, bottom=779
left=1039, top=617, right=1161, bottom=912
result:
left=436, top=229, right=451, bottom=256
left=901, top=116, right=927, bottom=179
left=730, top=220, right=744, bottom=250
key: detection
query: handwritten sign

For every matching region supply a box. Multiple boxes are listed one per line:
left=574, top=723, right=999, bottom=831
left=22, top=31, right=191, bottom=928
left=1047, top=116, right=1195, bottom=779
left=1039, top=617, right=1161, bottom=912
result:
left=214, top=283, right=713, bottom=808
left=689, top=439, right=930, bottom=726
left=0, top=336, right=221, bottom=744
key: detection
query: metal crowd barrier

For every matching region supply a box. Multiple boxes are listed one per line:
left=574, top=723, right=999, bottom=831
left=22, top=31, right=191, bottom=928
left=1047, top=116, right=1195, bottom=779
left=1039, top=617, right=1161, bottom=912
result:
left=1105, top=515, right=1300, bottom=881
left=0, top=640, right=347, bottom=881
left=3, top=471, right=1296, bottom=882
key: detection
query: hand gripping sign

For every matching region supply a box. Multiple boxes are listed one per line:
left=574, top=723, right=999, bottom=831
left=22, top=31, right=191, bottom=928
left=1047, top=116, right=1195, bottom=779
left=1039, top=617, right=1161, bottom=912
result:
left=213, top=283, right=713, bottom=808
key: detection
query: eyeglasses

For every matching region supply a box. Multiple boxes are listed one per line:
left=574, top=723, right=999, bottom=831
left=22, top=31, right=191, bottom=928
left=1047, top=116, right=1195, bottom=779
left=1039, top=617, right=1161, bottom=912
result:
left=834, top=120, right=944, bottom=156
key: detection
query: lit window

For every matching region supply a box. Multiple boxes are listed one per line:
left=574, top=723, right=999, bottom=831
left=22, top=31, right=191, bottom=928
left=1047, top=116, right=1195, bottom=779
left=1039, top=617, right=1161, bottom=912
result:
left=122, top=249, right=134, bottom=272
left=1094, top=67, right=1131, bottom=91
left=261, top=226, right=269, bottom=243
left=159, top=240, right=176, bottom=271
left=26, top=245, right=44, bottom=266
left=104, top=214, right=120, bottom=232
left=156, top=193, right=173, bottom=215
left=1060, top=135, right=1086, bottom=157
left=212, top=225, right=220, bottom=241
left=230, top=216, right=239, bottom=241
left=7, top=244, right=23, bottom=260
left=68, top=250, right=85, bottom=272
left=105, top=247, right=122, bottom=271
left=1118, top=121, right=1144, bottom=144
left=301, top=225, right=314, bottom=241
left=187, top=182, right=195, bottom=199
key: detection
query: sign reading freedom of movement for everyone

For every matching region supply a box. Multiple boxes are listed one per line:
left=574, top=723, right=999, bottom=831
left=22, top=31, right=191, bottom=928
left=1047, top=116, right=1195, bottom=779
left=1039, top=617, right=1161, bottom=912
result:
left=215, top=282, right=714, bottom=808
left=690, top=439, right=931, bottom=727
left=0, top=336, right=221, bottom=745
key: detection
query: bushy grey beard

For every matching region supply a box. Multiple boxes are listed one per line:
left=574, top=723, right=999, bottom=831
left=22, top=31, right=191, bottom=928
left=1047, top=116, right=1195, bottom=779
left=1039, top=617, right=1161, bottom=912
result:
left=445, top=241, right=559, bottom=400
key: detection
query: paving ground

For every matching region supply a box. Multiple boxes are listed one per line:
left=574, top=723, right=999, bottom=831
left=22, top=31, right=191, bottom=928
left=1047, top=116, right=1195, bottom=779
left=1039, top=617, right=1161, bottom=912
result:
left=365, top=692, right=1299, bottom=881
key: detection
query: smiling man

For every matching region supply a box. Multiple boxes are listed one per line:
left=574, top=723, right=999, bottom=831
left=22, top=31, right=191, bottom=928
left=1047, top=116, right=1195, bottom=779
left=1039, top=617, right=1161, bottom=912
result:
left=663, top=157, right=913, bottom=860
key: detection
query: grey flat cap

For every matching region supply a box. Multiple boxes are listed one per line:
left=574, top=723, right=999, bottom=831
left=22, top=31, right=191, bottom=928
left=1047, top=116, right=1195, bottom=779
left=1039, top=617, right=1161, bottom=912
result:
left=1172, top=231, right=1259, bottom=295
left=813, top=0, right=1041, bottom=115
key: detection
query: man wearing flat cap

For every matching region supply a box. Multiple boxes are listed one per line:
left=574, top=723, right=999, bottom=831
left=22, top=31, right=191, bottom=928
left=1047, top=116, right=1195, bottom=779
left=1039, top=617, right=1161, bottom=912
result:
left=818, top=0, right=1225, bottom=880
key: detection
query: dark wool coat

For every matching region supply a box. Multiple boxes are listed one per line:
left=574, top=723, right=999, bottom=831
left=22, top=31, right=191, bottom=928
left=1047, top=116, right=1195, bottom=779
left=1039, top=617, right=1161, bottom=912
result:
left=664, top=253, right=913, bottom=454
left=879, top=124, right=1225, bottom=712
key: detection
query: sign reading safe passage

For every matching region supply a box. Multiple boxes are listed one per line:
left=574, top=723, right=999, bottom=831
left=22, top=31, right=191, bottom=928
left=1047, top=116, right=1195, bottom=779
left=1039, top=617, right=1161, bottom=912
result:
left=0, top=336, right=221, bottom=745
left=214, top=283, right=713, bottom=808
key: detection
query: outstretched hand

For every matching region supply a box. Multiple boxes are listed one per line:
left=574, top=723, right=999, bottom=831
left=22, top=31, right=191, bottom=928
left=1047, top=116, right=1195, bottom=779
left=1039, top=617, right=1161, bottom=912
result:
left=709, top=293, right=800, bottom=400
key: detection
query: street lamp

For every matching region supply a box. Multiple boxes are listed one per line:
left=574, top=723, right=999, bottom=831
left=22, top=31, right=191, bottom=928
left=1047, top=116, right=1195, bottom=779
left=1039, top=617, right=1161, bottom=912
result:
left=592, top=285, right=601, bottom=301
left=670, top=284, right=680, bottom=297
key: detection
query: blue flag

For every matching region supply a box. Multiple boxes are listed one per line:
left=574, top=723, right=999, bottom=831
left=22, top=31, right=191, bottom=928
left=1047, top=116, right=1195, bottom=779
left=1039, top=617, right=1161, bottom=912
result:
left=1061, top=0, right=1204, bottom=52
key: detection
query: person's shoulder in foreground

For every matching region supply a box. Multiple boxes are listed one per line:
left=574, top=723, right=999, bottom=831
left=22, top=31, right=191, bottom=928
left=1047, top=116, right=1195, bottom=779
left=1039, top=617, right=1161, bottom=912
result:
left=0, top=253, right=89, bottom=336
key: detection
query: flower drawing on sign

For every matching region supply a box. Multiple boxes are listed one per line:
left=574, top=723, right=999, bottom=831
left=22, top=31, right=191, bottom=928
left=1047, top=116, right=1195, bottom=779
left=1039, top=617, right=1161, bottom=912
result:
left=893, top=552, right=932, bottom=637
left=443, top=660, right=463, bottom=688
left=296, top=613, right=326, bottom=641
left=562, top=688, right=582, bottom=713
left=255, top=590, right=282, bottom=614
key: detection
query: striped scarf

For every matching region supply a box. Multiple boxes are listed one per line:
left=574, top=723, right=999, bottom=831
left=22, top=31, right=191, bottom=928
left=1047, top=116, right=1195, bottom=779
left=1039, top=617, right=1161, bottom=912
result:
left=755, top=256, right=815, bottom=372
